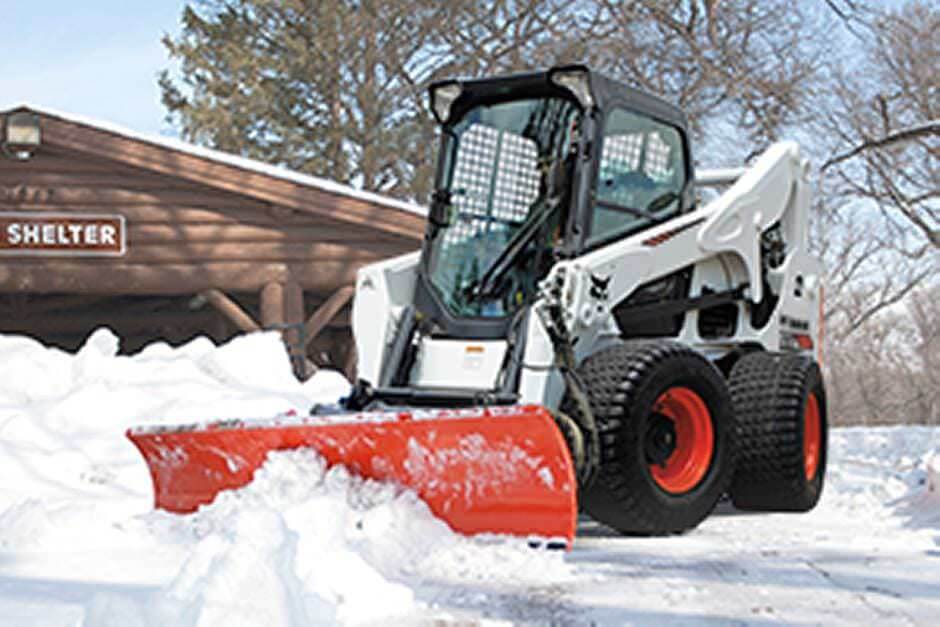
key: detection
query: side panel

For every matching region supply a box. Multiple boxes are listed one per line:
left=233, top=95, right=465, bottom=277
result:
left=410, top=339, right=508, bottom=389
left=518, top=312, right=565, bottom=408
left=352, top=250, right=420, bottom=385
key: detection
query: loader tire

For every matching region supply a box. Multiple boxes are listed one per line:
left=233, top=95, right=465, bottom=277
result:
left=575, top=340, right=734, bottom=535
left=729, top=352, right=827, bottom=512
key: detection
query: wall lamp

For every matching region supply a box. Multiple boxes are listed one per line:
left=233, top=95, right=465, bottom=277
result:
left=2, top=111, right=42, bottom=161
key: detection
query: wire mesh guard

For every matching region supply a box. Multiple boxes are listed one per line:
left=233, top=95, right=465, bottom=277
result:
left=441, top=123, right=540, bottom=279
left=599, top=131, right=674, bottom=206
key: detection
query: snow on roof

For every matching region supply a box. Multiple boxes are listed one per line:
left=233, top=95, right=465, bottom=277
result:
left=2, top=102, right=428, bottom=218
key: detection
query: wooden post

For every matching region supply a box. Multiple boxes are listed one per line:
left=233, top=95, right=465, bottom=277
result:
left=260, top=279, right=308, bottom=379
left=284, top=278, right=306, bottom=378
left=343, top=337, right=358, bottom=382
left=260, top=282, right=285, bottom=328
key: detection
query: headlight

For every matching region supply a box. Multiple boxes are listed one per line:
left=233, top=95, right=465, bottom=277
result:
left=429, top=82, right=462, bottom=124
left=550, top=68, right=594, bottom=109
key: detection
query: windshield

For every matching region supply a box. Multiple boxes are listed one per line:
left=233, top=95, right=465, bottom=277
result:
left=425, top=97, right=581, bottom=318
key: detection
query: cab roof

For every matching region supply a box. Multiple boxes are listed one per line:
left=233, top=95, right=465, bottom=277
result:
left=430, top=64, right=688, bottom=131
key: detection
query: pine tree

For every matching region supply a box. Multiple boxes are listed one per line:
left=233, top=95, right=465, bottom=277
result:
left=161, top=1, right=822, bottom=200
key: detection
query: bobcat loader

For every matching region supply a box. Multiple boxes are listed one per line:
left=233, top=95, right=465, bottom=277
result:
left=129, top=66, right=827, bottom=548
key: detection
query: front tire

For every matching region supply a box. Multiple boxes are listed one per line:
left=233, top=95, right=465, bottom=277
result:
left=575, top=341, right=735, bottom=534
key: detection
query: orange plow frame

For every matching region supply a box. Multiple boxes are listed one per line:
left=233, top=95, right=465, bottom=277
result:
left=127, top=404, right=577, bottom=547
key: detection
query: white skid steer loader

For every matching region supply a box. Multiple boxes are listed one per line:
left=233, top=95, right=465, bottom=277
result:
left=129, top=66, right=827, bottom=548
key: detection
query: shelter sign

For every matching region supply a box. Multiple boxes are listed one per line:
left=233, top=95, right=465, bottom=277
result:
left=0, top=213, right=126, bottom=256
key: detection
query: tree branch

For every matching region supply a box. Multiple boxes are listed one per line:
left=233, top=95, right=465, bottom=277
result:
left=821, top=120, right=940, bottom=171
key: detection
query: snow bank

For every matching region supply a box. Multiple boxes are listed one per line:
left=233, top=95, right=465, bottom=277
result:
left=825, top=426, right=940, bottom=527
left=0, top=329, right=571, bottom=626
left=891, top=452, right=940, bottom=528
left=145, top=449, right=571, bottom=625
left=0, top=328, right=344, bottom=524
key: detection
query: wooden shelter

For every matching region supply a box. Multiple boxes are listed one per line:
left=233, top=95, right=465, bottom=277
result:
left=0, top=104, right=425, bottom=377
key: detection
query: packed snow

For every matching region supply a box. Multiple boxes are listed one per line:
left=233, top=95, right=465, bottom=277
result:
left=0, top=329, right=937, bottom=625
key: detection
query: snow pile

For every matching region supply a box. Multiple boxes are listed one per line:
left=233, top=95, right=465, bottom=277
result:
left=891, top=451, right=940, bottom=529
left=0, top=329, right=572, bottom=626
left=145, top=449, right=571, bottom=626
left=822, top=426, right=939, bottom=525
left=0, top=328, right=346, bottom=511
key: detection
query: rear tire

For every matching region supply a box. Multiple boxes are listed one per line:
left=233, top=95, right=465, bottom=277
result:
left=729, top=352, right=828, bottom=512
left=575, top=340, right=734, bottom=534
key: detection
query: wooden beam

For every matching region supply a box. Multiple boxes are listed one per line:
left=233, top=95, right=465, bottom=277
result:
left=0, top=158, right=153, bottom=177
left=0, top=261, right=359, bottom=294
left=116, top=242, right=392, bottom=264
left=0, top=202, right=280, bottom=226
left=303, top=285, right=355, bottom=348
left=0, top=171, right=214, bottom=192
left=201, top=289, right=260, bottom=333
left=0, top=184, right=270, bottom=208
left=128, top=224, right=415, bottom=246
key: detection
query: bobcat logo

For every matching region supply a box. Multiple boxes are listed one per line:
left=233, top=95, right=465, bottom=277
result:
left=589, top=273, right=611, bottom=301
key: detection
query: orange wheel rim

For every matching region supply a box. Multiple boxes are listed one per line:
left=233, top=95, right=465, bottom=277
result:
left=648, top=387, right=714, bottom=494
left=804, top=393, right=822, bottom=480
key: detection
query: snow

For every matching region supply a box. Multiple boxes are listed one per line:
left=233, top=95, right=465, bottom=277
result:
left=2, top=102, right=427, bottom=218
left=1, top=329, right=938, bottom=625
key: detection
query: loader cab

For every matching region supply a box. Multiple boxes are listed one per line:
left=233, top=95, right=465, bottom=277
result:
left=417, top=66, right=694, bottom=340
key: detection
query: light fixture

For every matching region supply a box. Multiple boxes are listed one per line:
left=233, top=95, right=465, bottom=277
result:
left=429, top=82, right=462, bottom=124
left=550, top=68, right=594, bottom=109
left=3, top=111, right=41, bottom=160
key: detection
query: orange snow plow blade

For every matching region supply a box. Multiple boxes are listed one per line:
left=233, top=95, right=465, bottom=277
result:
left=127, top=404, right=577, bottom=547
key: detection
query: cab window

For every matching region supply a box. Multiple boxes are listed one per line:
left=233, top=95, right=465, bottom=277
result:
left=591, top=108, right=686, bottom=244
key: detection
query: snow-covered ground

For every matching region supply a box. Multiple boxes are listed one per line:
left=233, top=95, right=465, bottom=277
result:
left=0, top=330, right=937, bottom=626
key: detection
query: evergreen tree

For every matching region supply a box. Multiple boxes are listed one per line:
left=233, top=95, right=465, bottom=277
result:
left=161, top=1, right=822, bottom=200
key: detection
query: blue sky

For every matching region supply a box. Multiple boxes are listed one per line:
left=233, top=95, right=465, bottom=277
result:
left=0, top=1, right=186, bottom=136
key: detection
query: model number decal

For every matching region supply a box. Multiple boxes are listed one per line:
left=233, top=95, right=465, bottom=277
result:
left=781, top=315, right=809, bottom=331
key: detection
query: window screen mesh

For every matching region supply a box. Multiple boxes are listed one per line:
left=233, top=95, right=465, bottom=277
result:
left=599, top=133, right=643, bottom=180
left=643, top=133, right=673, bottom=181
left=445, top=123, right=539, bottom=249
left=599, top=132, right=674, bottom=184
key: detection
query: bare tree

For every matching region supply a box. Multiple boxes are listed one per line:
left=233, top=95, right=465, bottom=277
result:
left=808, top=1, right=939, bottom=426
left=826, top=283, right=939, bottom=426
left=586, top=0, right=823, bottom=158
left=821, top=1, right=939, bottom=255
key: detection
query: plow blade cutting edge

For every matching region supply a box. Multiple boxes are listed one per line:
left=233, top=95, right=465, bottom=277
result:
left=127, top=404, right=577, bottom=547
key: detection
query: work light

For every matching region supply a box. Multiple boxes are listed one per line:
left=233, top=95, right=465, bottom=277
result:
left=429, top=82, right=462, bottom=124
left=550, top=68, right=594, bottom=109
left=3, top=111, right=41, bottom=160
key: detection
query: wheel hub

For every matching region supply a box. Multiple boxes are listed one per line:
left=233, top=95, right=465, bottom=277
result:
left=647, top=387, right=715, bottom=494
left=645, top=413, right=677, bottom=467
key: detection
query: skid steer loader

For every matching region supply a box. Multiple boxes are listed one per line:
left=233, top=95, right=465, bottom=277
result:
left=129, top=66, right=827, bottom=548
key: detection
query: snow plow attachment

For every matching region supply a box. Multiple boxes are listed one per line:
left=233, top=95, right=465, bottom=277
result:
left=127, top=404, right=577, bottom=546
